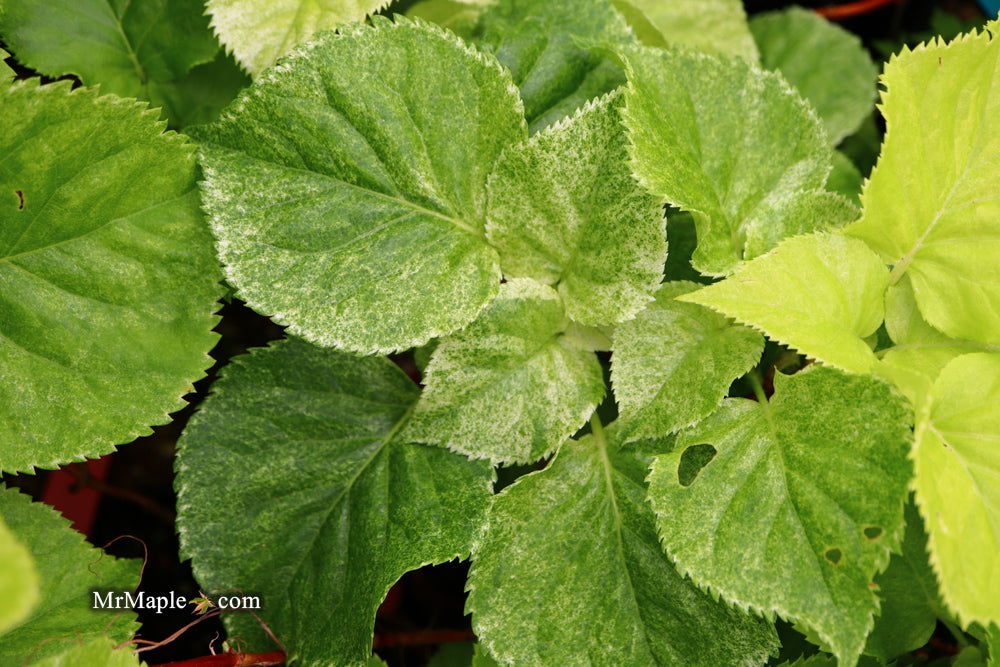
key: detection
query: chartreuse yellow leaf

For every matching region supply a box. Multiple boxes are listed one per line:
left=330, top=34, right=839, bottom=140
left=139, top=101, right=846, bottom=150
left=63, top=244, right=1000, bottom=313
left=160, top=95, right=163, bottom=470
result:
left=678, top=233, right=889, bottom=374
left=0, top=513, right=37, bottom=636
left=620, top=44, right=856, bottom=276
left=207, top=0, right=389, bottom=75
left=876, top=276, right=998, bottom=406
left=29, top=638, right=142, bottom=667
left=467, top=422, right=779, bottom=665
left=846, top=27, right=1000, bottom=345
left=648, top=367, right=912, bottom=665
left=912, top=353, right=1000, bottom=629
left=196, top=18, right=526, bottom=354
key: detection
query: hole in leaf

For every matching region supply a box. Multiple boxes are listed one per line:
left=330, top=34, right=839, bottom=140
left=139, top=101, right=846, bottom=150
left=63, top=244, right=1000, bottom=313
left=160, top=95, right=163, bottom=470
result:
left=14, top=190, right=24, bottom=210
left=824, top=548, right=842, bottom=565
left=863, top=526, right=883, bottom=540
left=678, top=444, right=717, bottom=487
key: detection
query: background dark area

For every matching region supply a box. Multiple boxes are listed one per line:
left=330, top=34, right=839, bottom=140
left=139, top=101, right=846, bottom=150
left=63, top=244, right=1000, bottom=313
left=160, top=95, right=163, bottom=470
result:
left=0, top=0, right=992, bottom=663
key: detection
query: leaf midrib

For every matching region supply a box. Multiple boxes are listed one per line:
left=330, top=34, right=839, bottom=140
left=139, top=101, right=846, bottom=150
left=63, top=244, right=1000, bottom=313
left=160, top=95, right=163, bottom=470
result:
left=591, top=418, right=658, bottom=662
left=105, top=0, right=147, bottom=87
left=220, top=146, right=486, bottom=239
left=0, top=191, right=193, bottom=264
left=887, top=43, right=999, bottom=285
left=279, top=400, right=418, bottom=608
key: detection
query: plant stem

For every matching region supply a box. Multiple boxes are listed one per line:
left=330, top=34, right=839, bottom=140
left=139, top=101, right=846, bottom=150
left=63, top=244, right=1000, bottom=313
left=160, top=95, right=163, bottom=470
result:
left=940, top=617, right=970, bottom=648
left=150, top=652, right=286, bottom=667
left=748, top=370, right=769, bottom=405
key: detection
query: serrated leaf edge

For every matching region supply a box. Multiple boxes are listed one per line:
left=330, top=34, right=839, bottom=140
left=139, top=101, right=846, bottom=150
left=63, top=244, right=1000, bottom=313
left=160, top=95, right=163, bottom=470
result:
left=645, top=398, right=908, bottom=666
left=0, top=79, right=222, bottom=474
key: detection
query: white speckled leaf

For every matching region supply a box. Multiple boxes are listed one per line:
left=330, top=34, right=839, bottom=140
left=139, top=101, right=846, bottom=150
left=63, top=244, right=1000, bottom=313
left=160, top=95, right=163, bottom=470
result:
left=912, top=353, right=1000, bottom=629
left=476, top=0, right=633, bottom=133
left=678, top=233, right=889, bottom=374
left=612, top=281, right=763, bottom=441
left=176, top=338, right=493, bottom=667
left=620, top=44, right=853, bottom=275
left=468, top=424, right=779, bottom=665
left=0, top=488, right=139, bottom=663
left=648, top=367, right=912, bottom=665
left=486, top=92, right=665, bottom=326
left=196, top=18, right=525, bottom=354
left=0, top=0, right=218, bottom=102
left=845, top=27, right=1000, bottom=345
left=611, top=0, right=758, bottom=61
left=207, top=0, right=389, bottom=75
left=750, top=8, right=878, bottom=144
left=0, top=81, right=221, bottom=474
left=405, top=279, right=605, bottom=463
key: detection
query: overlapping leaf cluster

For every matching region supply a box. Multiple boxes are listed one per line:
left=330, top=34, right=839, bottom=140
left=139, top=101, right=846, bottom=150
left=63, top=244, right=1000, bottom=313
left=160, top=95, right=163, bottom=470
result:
left=0, top=1, right=998, bottom=666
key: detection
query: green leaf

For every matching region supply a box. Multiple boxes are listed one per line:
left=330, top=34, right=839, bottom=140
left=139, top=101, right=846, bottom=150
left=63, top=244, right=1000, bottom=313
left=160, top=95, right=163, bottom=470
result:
left=0, top=0, right=218, bottom=107
left=476, top=0, right=633, bottom=133
left=828, top=150, right=864, bottom=204
left=912, top=352, right=1000, bottom=628
left=864, top=502, right=940, bottom=662
left=678, top=233, right=889, bottom=374
left=845, top=28, right=1000, bottom=345
left=662, top=211, right=706, bottom=283
left=648, top=367, right=912, bottom=665
left=0, top=487, right=139, bottom=663
left=610, top=0, right=758, bottom=61
left=611, top=281, right=763, bottom=441
left=988, top=624, right=1000, bottom=666
left=176, top=338, right=493, bottom=667
left=196, top=17, right=524, bottom=354
left=0, top=49, right=14, bottom=84
left=750, top=8, right=878, bottom=144
left=0, top=81, right=221, bottom=473
left=467, top=423, right=779, bottom=665
left=839, top=115, right=882, bottom=179
left=955, top=646, right=990, bottom=666
left=0, top=514, right=38, bottom=635
left=146, top=52, right=251, bottom=129
left=620, top=44, right=852, bottom=275
left=406, top=0, right=485, bottom=40
left=405, top=279, right=604, bottom=463
left=29, top=638, right=142, bottom=667
left=427, top=642, right=474, bottom=667
left=486, top=92, right=665, bottom=326
left=472, top=644, right=501, bottom=667
left=207, top=0, right=388, bottom=75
